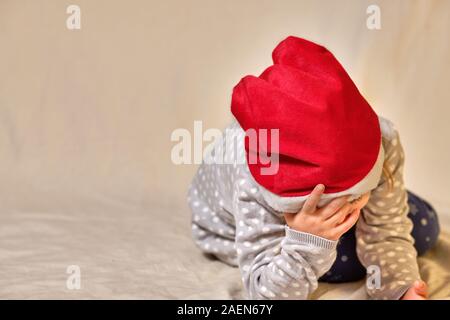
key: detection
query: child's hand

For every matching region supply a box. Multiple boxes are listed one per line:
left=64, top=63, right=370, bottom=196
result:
left=284, top=184, right=359, bottom=241
left=401, top=280, right=428, bottom=300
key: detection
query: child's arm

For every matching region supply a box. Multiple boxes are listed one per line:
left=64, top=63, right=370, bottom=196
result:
left=355, top=127, right=421, bottom=300
left=233, top=183, right=340, bottom=300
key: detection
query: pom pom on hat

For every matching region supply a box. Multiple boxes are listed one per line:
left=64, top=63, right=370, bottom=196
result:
left=231, top=36, right=384, bottom=212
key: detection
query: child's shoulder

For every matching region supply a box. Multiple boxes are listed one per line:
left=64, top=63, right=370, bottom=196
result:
left=379, top=115, right=400, bottom=142
left=378, top=116, right=404, bottom=163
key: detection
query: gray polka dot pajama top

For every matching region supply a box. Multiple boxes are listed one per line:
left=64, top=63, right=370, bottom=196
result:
left=187, top=118, right=420, bottom=300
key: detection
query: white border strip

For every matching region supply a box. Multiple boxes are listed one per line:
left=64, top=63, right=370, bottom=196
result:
left=258, top=144, right=385, bottom=213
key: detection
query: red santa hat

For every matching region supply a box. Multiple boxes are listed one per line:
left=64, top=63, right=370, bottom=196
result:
left=231, top=36, right=384, bottom=213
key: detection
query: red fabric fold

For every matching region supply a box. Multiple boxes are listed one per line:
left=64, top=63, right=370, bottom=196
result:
left=231, top=36, right=381, bottom=197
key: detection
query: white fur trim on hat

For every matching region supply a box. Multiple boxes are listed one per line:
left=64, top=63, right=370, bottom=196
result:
left=258, top=143, right=385, bottom=213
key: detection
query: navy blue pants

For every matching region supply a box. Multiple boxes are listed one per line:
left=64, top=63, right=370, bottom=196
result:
left=319, top=190, right=440, bottom=283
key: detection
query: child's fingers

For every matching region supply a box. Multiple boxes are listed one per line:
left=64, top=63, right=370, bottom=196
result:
left=320, top=195, right=350, bottom=219
left=333, top=209, right=360, bottom=236
left=414, top=280, right=428, bottom=298
left=325, top=202, right=353, bottom=224
left=301, top=184, right=325, bottom=214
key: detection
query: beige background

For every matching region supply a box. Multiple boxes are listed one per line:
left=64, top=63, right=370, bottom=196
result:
left=0, top=0, right=449, bottom=298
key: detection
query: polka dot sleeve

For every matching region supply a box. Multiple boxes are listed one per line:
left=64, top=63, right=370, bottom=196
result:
left=355, top=129, right=421, bottom=300
left=233, top=181, right=338, bottom=300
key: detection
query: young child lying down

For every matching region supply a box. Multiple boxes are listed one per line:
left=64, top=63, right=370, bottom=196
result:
left=187, top=36, right=440, bottom=300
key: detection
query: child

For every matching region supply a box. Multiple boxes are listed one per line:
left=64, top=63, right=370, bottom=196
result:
left=187, top=36, right=440, bottom=300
